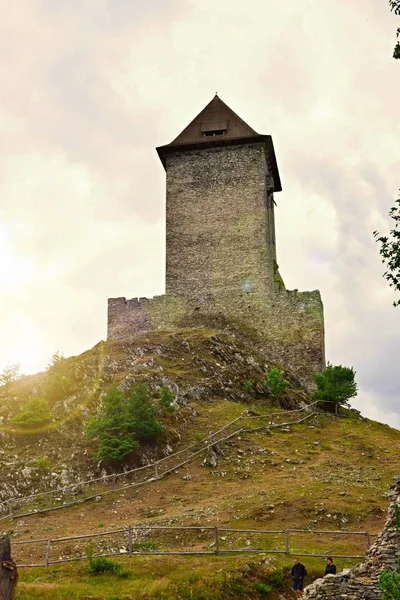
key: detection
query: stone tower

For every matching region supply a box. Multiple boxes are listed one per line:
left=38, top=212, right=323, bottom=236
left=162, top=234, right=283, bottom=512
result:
left=107, top=96, right=325, bottom=388
left=156, top=95, right=285, bottom=301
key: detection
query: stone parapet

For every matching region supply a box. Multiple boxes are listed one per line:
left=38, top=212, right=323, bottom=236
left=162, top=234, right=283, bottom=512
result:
left=107, top=287, right=325, bottom=389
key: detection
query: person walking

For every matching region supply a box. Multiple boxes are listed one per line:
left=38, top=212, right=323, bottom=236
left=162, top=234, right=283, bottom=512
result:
left=291, top=558, right=307, bottom=598
left=324, top=556, right=336, bottom=576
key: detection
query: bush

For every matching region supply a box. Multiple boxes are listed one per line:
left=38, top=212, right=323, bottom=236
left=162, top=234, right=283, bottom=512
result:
left=87, top=556, right=129, bottom=578
left=380, top=566, right=400, bottom=599
left=41, top=351, right=75, bottom=402
left=86, top=384, right=162, bottom=462
left=314, top=363, right=357, bottom=413
left=242, top=379, right=255, bottom=394
left=159, top=385, right=175, bottom=411
left=265, top=368, right=289, bottom=399
left=11, top=397, right=52, bottom=430
left=380, top=504, right=400, bottom=599
left=33, top=456, right=52, bottom=471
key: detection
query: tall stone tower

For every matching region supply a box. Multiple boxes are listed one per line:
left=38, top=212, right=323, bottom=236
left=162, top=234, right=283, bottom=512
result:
left=107, top=96, right=325, bottom=387
left=156, top=95, right=284, bottom=301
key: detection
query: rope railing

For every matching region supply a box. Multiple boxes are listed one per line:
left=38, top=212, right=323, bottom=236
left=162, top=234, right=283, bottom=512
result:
left=0, top=403, right=319, bottom=522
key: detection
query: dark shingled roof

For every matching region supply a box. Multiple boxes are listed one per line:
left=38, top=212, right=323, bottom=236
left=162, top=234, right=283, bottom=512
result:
left=156, top=95, right=282, bottom=192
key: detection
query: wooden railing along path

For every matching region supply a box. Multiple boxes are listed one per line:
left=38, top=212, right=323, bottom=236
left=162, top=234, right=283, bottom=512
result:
left=13, top=522, right=377, bottom=568
left=0, top=402, right=320, bottom=522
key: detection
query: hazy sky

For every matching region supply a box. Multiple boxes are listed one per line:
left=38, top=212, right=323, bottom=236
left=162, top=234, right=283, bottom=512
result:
left=1, top=0, right=399, bottom=428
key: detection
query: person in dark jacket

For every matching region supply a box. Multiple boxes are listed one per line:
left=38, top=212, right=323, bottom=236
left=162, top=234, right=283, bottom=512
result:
left=324, top=557, right=336, bottom=576
left=291, top=558, right=307, bottom=597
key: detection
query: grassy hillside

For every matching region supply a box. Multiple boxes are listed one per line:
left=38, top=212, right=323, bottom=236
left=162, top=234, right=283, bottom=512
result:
left=0, top=326, right=398, bottom=599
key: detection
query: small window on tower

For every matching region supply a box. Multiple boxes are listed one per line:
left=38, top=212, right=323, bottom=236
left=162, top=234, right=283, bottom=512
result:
left=203, top=129, right=226, bottom=137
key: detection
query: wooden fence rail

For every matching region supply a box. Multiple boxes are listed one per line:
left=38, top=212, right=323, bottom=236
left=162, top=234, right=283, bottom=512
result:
left=0, top=404, right=320, bottom=523
left=13, top=523, right=378, bottom=568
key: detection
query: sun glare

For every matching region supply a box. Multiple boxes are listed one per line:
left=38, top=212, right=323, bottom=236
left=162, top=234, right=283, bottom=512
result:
left=0, top=228, right=35, bottom=287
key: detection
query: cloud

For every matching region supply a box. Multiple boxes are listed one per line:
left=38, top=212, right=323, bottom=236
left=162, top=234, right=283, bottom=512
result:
left=0, top=0, right=399, bottom=429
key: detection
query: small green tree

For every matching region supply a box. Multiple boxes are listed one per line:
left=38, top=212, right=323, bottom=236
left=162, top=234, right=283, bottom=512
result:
left=0, top=363, right=21, bottom=388
left=86, top=384, right=162, bottom=462
left=159, top=385, right=175, bottom=412
left=41, top=351, right=75, bottom=402
left=242, top=379, right=255, bottom=394
left=314, top=363, right=357, bottom=413
left=265, top=368, right=289, bottom=400
left=11, top=397, right=52, bottom=430
left=129, top=384, right=163, bottom=441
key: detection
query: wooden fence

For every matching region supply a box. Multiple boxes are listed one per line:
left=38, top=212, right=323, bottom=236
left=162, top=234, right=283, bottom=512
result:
left=0, top=403, right=320, bottom=522
left=13, top=523, right=377, bottom=568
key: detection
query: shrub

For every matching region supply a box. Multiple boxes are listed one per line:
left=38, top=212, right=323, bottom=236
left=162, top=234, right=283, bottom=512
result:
left=380, top=504, right=400, bottom=599
left=314, top=363, right=358, bottom=413
left=86, top=384, right=162, bottom=462
left=159, top=385, right=176, bottom=411
left=87, top=556, right=129, bottom=578
left=33, top=456, right=52, bottom=471
left=265, top=368, right=289, bottom=399
left=242, top=379, right=255, bottom=394
left=41, top=351, right=75, bottom=402
left=11, top=397, right=52, bottom=430
left=255, top=581, right=272, bottom=594
left=380, top=566, right=400, bottom=599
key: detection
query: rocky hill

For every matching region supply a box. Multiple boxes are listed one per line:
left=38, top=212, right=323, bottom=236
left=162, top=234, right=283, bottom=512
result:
left=0, top=325, right=399, bottom=599
left=0, top=326, right=309, bottom=502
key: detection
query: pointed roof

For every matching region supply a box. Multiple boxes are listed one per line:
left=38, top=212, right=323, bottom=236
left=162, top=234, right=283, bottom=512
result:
left=156, top=95, right=282, bottom=192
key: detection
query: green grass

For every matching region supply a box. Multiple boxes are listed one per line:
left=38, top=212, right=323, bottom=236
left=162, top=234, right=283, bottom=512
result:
left=15, top=554, right=360, bottom=600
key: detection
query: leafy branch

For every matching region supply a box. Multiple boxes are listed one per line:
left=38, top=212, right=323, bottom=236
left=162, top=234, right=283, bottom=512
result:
left=374, top=193, right=400, bottom=307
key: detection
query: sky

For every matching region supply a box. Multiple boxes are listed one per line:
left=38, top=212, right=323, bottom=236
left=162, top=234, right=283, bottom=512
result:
left=0, top=0, right=399, bottom=428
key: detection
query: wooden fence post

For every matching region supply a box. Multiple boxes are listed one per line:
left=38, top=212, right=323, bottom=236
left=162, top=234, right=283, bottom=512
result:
left=366, top=531, right=371, bottom=549
left=154, top=463, right=159, bottom=479
left=44, top=539, right=51, bottom=567
left=0, top=535, right=18, bottom=600
left=8, top=501, right=13, bottom=517
left=284, top=529, right=290, bottom=555
left=128, top=527, right=133, bottom=556
left=214, top=527, right=219, bottom=555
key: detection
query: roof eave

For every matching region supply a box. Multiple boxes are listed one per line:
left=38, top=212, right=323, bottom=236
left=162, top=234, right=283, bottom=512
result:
left=156, top=134, right=282, bottom=193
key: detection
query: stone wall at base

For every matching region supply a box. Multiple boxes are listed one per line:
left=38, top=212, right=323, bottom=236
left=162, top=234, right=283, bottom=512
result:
left=107, top=288, right=325, bottom=390
left=303, top=477, right=400, bottom=600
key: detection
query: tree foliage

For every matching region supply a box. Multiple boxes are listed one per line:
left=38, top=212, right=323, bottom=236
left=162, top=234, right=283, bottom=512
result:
left=390, top=1, right=400, bottom=59
left=86, top=384, right=162, bottom=462
left=265, top=368, right=289, bottom=400
left=314, top=363, right=357, bottom=411
left=380, top=503, right=400, bottom=599
left=159, top=385, right=175, bottom=411
left=374, top=194, right=400, bottom=306
left=11, top=397, right=52, bottom=430
left=0, top=363, right=21, bottom=388
left=41, top=351, right=75, bottom=402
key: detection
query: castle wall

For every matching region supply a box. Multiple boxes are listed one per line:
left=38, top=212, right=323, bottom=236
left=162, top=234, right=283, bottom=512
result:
left=107, top=288, right=325, bottom=389
left=165, top=143, right=280, bottom=300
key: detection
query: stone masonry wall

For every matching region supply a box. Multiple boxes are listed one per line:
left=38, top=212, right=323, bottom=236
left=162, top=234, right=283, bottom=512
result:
left=107, top=287, right=325, bottom=389
left=165, top=143, right=281, bottom=299
left=303, top=476, right=400, bottom=600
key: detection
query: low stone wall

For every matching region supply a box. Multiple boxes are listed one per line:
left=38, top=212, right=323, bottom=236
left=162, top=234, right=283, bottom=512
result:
left=107, top=287, right=325, bottom=389
left=304, top=476, right=400, bottom=600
